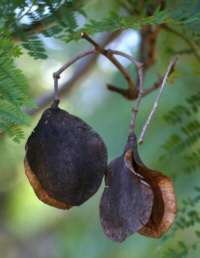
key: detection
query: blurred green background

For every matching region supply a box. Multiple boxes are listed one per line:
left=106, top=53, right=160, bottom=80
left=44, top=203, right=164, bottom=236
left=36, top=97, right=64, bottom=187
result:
left=0, top=1, right=200, bottom=258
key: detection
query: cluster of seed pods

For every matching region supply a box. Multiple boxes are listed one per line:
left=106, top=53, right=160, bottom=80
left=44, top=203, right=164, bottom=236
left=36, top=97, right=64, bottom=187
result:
left=24, top=35, right=176, bottom=242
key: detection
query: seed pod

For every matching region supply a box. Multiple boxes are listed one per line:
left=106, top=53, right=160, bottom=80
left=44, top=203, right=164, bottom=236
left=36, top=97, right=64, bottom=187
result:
left=24, top=101, right=107, bottom=209
left=99, top=134, right=154, bottom=242
left=100, top=132, right=176, bottom=242
left=125, top=133, right=176, bottom=238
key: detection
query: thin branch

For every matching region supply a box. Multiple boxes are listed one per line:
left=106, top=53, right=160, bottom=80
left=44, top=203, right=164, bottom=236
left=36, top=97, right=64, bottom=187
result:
left=142, top=59, right=176, bottom=97
left=24, top=31, right=121, bottom=115
left=107, top=50, right=142, bottom=71
left=162, top=25, right=200, bottom=63
left=140, top=26, right=160, bottom=72
left=81, top=32, right=137, bottom=99
left=24, top=32, right=176, bottom=117
left=52, top=46, right=142, bottom=103
left=143, top=76, right=163, bottom=97
left=129, top=62, right=144, bottom=133
left=25, top=45, right=173, bottom=116
left=53, top=50, right=96, bottom=101
left=105, top=50, right=144, bottom=132
left=138, top=57, right=177, bottom=144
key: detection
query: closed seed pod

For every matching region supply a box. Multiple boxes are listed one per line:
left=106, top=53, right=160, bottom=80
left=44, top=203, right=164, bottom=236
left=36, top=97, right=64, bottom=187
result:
left=24, top=101, right=107, bottom=209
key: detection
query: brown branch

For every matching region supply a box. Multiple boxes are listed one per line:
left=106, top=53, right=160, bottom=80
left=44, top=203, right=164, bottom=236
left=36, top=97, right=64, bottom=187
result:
left=103, top=49, right=144, bottom=131
left=139, top=25, right=160, bottom=72
left=24, top=28, right=177, bottom=117
left=138, top=57, right=177, bottom=144
left=142, top=58, right=176, bottom=97
left=25, top=31, right=121, bottom=115
left=53, top=50, right=96, bottom=101
left=1, top=32, right=177, bottom=142
left=25, top=38, right=175, bottom=116
left=53, top=48, right=141, bottom=104
left=108, top=51, right=144, bottom=132
left=81, top=32, right=137, bottom=99
left=136, top=25, right=177, bottom=99
left=142, top=79, right=162, bottom=97
left=129, top=62, right=144, bottom=133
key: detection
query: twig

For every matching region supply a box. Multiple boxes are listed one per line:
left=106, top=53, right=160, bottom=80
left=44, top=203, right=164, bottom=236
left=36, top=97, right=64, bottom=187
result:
left=140, top=26, right=160, bottom=72
left=81, top=32, right=137, bottom=99
left=142, top=58, right=176, bottom=97
left=24, top=33, right=176, bottom=117
left=106, top=50, right=144, bottom=132
left=24, top=31, right=121, bottom=115
left=53, top=50, right=96, bottom=101
left=162, top=25, right=200, bottom=63
left=52, top=46, right=142, bottom=102
left=25, top=50, right=171, bottom=116
left=138, top=57, right=177, bottom=144
left=52, top=32, right=140, bottom=101
left=129, top=62, right=144, bottom=133
left=142, top=78, right=162, bottom=97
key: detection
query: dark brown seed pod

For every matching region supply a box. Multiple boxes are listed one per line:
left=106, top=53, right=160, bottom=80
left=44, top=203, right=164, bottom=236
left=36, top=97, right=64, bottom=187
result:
left=125, top=133, right=176, bottom=238
left=100, top=132, right=176, bottom=242
left=24, top=101, right=107, bottom=209
left=99, top=135, right=154, bottom=242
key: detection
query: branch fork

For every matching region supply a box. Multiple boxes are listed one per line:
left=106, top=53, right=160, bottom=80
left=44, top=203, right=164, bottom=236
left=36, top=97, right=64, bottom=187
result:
left=81, top=32, right=137, bottom=99
left=52, top=33, right=177, bottom=145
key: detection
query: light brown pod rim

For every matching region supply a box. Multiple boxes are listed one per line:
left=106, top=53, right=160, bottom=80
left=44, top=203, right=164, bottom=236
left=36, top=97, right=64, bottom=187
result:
left=24, top=158, right=71, bottom=210
left=139, top=174, right=176, bottom=238
left=125, top=149, right=176, bottom=238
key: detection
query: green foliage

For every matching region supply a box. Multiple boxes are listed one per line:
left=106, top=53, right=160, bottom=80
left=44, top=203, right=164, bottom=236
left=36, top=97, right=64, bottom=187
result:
left=0, top=0, right=84, bottom=141
left=160, top=187, right=200, bottom=258
left=0, top=36, right=31, bottom=142
left=61, top=1, right=200, bottom=42
left=22, top=36, right=47, bottom=59
left=158, top=90, right=200, bottom=257
left=160, top=91, right=200, bottom=174
left=64, top=9, right=171, bottom=41
left=11, top=1, right=83, bottom=58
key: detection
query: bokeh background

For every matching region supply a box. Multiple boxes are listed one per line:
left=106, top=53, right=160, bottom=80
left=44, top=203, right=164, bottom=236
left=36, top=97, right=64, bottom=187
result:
left=0, top=1, right=200, bottom=258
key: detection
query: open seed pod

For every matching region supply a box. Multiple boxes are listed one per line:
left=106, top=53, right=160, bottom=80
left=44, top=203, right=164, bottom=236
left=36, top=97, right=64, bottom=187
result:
left=125, top=133, right=177, bottom=238
left=24, top=101, right=107, bottom=209
left=99, top=136, right=154, bottom=242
